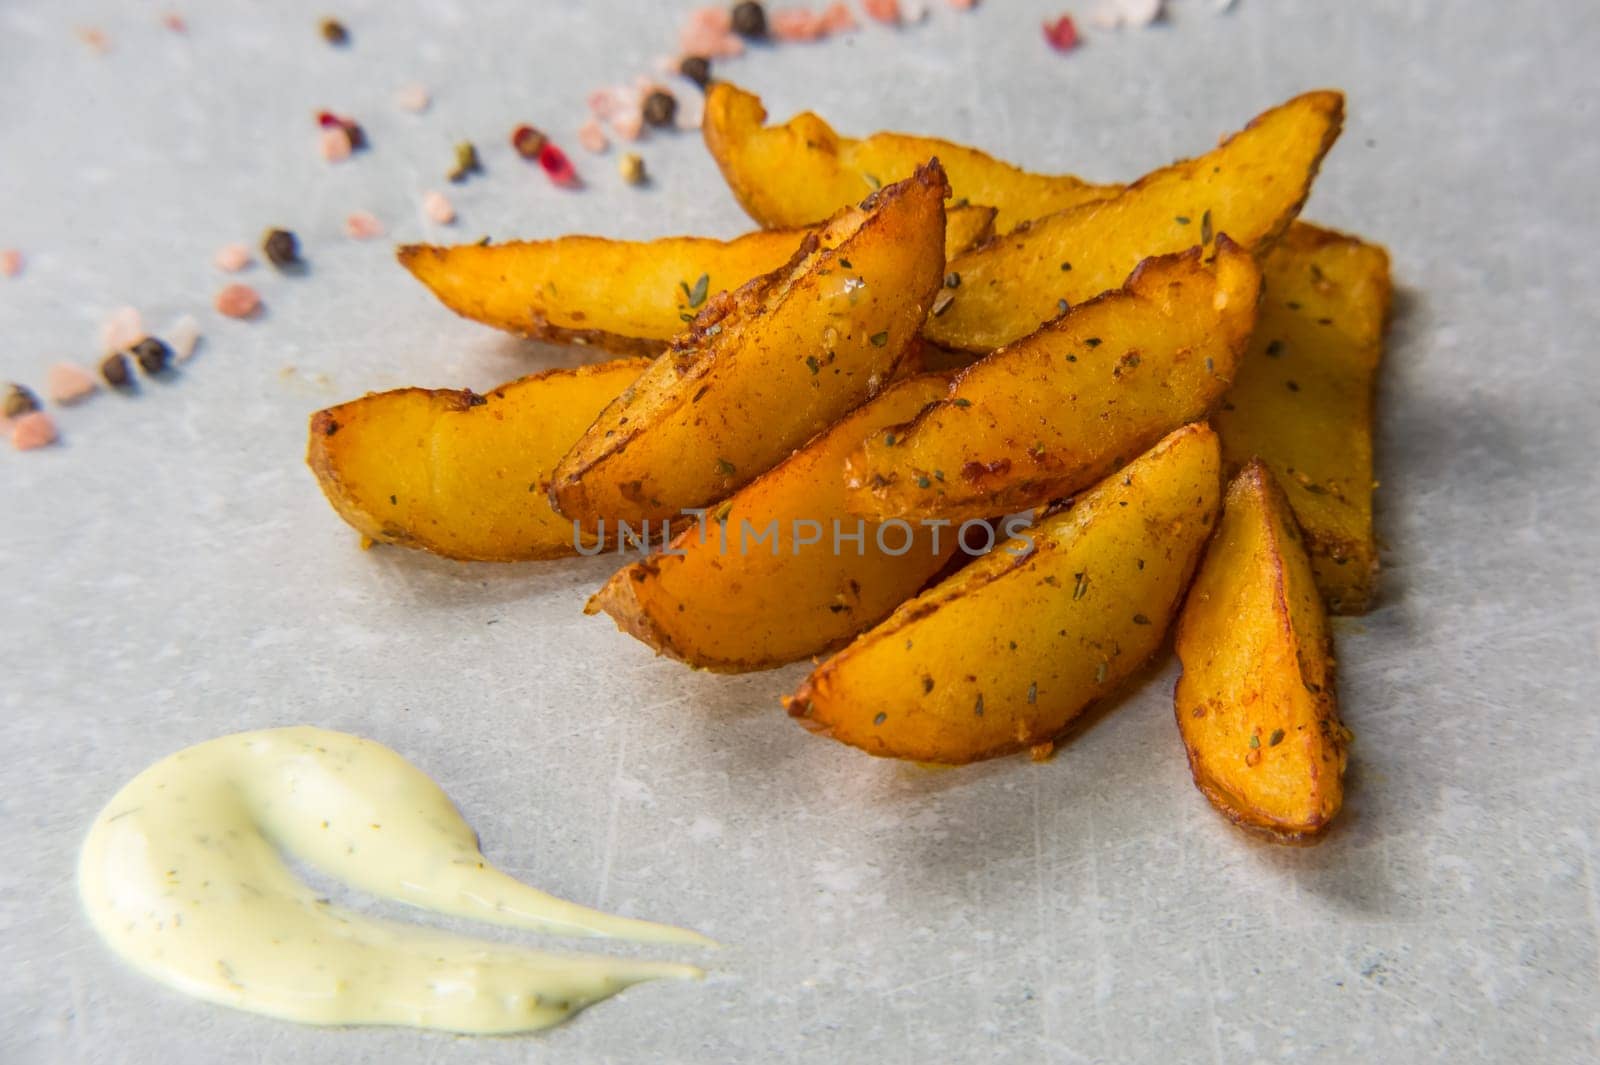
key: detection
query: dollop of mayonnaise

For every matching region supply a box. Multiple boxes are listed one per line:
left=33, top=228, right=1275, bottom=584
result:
left=79, top=726, right=709, bottom=1034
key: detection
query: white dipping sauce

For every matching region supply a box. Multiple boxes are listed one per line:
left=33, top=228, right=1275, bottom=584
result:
left=78, top=727, right=709, bottom=1034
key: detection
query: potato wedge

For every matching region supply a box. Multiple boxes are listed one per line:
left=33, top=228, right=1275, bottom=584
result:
left=1215, top=223, right=1391, bottom=613
left=1173, top=461, right=1350, bottom=842
left=924, top=91, right=1344, bottom=352
left=587, top=374, right=958, bottom=672
left=703, top=82, right=1116, bottom=233
left=787, top=422, right=1220, bottom=764
left=846, top=240, right=1259, bottom=522
left=396, top=205, right=994, bottom=355
left=551, top=163, right=949, bottom=527
left=308, top=357, right=649, bottom=561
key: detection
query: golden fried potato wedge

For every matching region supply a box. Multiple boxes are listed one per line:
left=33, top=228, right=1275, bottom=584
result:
left=307, top=358, right=649, bottom=561
left=1215, top=223, right=1392, bottom=613
left=587, top=374, right=958, bottom=672
left=787, top=422, right=1221, bottom=764
left=703, top=82, right=1115, bottom=233
left=550, top=163, right=949, bottom=527
left=396, top=205, right=994, bottom=355
left=1173, top=461, right=1350, bottom=842
left=925, top=91, right=1344, bottom=352
left=846, top=240, right=1259, bottom=522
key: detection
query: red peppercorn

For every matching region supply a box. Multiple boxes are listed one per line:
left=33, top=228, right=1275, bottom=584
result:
left=1043, top=15, right=1081, bottom=52
left=511, top=124, right=548, bottom=160
left=537, top=142, right=581, bottom=188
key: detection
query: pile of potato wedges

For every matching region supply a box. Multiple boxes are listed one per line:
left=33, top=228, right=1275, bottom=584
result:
left=309, top=83, right=1390, bottom=844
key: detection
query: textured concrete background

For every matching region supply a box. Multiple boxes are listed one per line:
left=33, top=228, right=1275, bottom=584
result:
left=2, top=1, right=1598, bottom=1062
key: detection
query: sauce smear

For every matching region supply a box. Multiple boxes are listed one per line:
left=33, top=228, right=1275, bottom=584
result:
left=79, top=727, right=708, bottom=1034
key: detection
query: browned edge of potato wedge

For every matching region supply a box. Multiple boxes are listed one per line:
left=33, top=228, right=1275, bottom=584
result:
left=786, top=422, right=1221, bottom=764
left=586, top=373, right=958, bottom=672
left=924, top=90, right=1345, bottom=353
left=846, top=238, right=1260, bottom=523
left=549, top=161, right=950, bottom=527
left=307, top=357, right=650, bottom=561
left=1216, top=222, right=1392, bottom=613
left=702, top=81, right=1117, bottom=233
left=396, top=204, right=995, bottom=355
left=1173, top=460, right=1350, bottom=843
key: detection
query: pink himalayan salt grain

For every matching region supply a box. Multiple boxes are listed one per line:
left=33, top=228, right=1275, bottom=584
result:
left=863, top=0, right=903, bottom=24
left=610, top=109, right=644, bottom=142
left=395, top=83, right=431, bottom=113
left=820, top=3, right=860, bottom=32
left=214, top=283, right=261, bottom=319
left=99, top=306, right=144, bottom=355
left=772, top=9, right=827, bottom=41
left=680, top=7, right=744, bottom=57
left=46, top=363, right=98, bottom=405
left=320, top=125, right=353, bottom=162
left=214, top=243, right=252, bottom=272
left=343, top=211, right=385, bottom=240
left=11, top=412, right=58, bottom=451
left=0, top=249, right=21, bottom=277
left=577, top=119, right=609, bottom=154
left=162, top=12, right=187, bottom=32
left=947, top=0, right=977, bottom=8
left=422, top=190, right=456, bottom=224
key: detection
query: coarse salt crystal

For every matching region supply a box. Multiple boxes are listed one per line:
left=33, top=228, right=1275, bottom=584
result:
left=677, top=95, right=705, bottom=131
left=11, top=411, right=58, bottom=451
left=343, top=211, right=386, bottom=240
left=947, top=0, right=977, bottom=8
left=47, top=364, right=98, bottom=405
left=0, top=249, right=21, bottom=277
left=395, top=83, right=431, bottom=113
left=1117, top=0, right=1163, bottom=28
left=215, top=284, right=261, bottom=319
left=214, top=243, right=252, bottom=272
left=100, top=306, right=144, bottom=355
left=577, top=119, right=609, bottom=154
left=166, top=314, right=202, bottom=361
left=320, top=125, right=353, bottom=162
left=422, top=190, right=456, bottom=224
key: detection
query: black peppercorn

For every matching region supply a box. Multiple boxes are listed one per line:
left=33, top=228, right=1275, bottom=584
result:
left=642, top=90, right=677, bottom=129
left=3, top=383, right=39, bottom=419
left=263, top=228, right=300, bottom=269
left=319, top=18, right=348, bottom=45
left=679, top=55, right=712, bottom=89
left=131, top=337, right=172, bottom=375
left=100, top=353, right=132, bottom=388
left=731, top=1, right=766, bottom=38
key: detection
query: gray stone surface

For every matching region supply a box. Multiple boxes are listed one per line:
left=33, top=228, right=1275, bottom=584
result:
left=2, top=1, right=1598, bottom=1062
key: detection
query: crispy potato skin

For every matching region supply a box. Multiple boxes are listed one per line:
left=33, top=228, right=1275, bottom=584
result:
left=307, top=358, right=650, bottom=561
left=788, top=423, right=1221, bottom=764
left=1173, top=461, right=1350, bottom=842
left=703, top=83, right=1115, bottom=234
left=396, top=206, right=993, bottom=354
left=587, top=374, right=957, bottom=672
left=1214, top=223, right=1392, bottom=613
left=846, top=240, right=1260, bottom=522
left=925, top=91, right=1344, bottom=353
left=550, top=163, right=949, bottom=527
